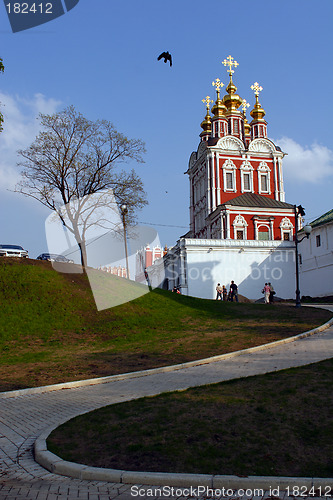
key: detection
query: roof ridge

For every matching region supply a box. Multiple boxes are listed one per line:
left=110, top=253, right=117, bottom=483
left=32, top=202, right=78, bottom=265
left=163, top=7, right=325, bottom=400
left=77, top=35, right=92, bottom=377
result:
left=222, top=192, right=294, bottom=209
left=310, top=208, right=333, bottom=227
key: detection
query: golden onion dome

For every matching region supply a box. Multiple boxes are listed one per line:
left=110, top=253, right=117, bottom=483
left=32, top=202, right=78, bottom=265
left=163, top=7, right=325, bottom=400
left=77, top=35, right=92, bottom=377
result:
left=249, top=82, right=266, bottom=122
left=211, top=98, right=227, bottom=118
left=200, top=96, right=213, bottom=137
left=250, top=96, right=266, bottom=121
left=200, top=110, right=212, bottom=133
left=211, top=78, right=227, bottom=118
left=222, top=76, right=243, bottom=113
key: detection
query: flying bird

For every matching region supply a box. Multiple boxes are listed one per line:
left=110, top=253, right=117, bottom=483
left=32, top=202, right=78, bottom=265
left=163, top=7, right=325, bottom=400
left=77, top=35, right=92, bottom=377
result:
left=157, top=51, right=172, bottom=67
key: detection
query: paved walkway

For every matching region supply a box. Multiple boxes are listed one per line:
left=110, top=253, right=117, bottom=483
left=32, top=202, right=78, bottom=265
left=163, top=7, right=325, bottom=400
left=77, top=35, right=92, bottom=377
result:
left=0, top=305, right=333, bottom=500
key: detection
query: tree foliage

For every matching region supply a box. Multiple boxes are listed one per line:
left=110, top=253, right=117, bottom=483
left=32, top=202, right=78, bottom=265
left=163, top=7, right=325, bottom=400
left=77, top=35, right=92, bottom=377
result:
left=16, top=106, right=148, bottom=267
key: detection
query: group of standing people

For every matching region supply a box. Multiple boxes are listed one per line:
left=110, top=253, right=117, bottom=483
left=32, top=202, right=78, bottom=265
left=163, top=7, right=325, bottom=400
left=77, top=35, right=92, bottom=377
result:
left=262, top=282, right=275, bottom=304
left=216, top=281, right=238, bottom=302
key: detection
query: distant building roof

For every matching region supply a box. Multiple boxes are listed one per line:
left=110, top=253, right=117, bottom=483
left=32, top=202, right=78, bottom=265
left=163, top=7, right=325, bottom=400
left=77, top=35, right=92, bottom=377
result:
left=222, top=193, right=294, bottom=210
left=310, top=208, right=333, bottom=228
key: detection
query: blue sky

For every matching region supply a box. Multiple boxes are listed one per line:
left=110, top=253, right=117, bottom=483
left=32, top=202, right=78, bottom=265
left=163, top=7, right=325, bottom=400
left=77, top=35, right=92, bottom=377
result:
left=0, top=0, right=333, bottom=259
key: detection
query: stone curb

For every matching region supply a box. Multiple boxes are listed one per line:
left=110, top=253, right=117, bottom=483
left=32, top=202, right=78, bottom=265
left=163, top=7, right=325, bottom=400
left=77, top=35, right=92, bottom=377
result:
left=34, top=438, right=333, bottom=489
left=2, top=311, right=333, bottom=400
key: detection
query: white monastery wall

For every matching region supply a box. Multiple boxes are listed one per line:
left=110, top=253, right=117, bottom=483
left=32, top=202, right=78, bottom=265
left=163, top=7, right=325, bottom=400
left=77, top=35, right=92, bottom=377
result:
left=299, top=223, right=333, bottom=297
left=162, top=239, right=296, bottom=301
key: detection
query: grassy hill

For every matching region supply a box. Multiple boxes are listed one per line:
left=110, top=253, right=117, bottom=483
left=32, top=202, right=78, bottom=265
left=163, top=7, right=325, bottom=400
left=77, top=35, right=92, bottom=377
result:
left=0, top=258, right=331, bottom=391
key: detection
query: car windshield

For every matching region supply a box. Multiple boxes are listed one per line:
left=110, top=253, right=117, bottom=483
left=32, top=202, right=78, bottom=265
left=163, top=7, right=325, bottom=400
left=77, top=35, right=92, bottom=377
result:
left=0, top=245, right=24, bottom=250
left=50, top=254, right=66, bottom=260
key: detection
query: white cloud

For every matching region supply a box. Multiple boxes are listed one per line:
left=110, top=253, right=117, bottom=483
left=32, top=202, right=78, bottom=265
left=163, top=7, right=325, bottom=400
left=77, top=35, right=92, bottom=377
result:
left=275, top=137, right=333, bottom=184
left=0, top=92, right=62, bottom=190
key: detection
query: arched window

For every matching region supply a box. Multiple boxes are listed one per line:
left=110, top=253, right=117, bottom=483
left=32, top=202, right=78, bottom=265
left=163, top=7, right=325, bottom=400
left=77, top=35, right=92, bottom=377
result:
left=233, top=214, right=248, bottom=240
left=257, top=162, right=271, bottom=194
left=222, top=159, right=237, bottom=192
left=240, top=160, right=254, bottom=193
left=257, top=225, right=270, bottom=240
left=279, top=217, right=293, bottom=241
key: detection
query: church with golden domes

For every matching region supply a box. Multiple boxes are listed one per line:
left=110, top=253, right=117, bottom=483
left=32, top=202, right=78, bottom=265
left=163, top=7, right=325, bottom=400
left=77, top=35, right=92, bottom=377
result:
left=137, top=56, right=300, bottom=300
left=187, top=55, right=296, bottom=243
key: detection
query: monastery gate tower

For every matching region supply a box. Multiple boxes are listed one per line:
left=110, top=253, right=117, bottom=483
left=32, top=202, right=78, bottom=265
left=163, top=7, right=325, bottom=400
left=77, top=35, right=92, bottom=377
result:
left=138, top=56, right=299, bottom=300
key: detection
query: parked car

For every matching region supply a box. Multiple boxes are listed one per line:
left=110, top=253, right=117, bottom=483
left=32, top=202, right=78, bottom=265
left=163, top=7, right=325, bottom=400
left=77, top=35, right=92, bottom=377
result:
left=37, top=253, right=74, bottom=264
left=0, top=244, right=28, bottom=258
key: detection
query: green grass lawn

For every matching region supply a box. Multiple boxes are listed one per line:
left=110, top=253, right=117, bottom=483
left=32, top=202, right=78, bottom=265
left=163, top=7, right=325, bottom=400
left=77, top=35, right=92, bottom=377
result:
left=0, top=258, right=331, bottom=391
left=47, top=358, right=333, bottom=478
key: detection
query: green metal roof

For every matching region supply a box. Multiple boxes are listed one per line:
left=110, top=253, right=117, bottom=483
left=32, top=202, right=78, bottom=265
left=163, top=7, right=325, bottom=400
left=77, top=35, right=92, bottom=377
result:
left=310, top=208, right=333, bottom=228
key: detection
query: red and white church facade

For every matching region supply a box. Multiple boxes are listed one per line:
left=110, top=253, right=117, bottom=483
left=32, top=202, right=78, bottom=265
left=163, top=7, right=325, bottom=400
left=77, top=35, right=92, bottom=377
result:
left=137, top=56, right=299, bottom=300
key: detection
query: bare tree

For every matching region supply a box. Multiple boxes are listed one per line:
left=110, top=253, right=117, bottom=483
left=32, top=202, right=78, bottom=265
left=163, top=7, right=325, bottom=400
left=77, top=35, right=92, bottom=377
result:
left=0, top=57, right=4, bottom=132
left=16, top=106, right=147, bottom=268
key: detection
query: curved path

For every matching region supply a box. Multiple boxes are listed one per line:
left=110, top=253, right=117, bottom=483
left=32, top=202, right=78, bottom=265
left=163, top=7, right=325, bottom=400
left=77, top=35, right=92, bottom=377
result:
left=0, top=305, right=333, bottom=500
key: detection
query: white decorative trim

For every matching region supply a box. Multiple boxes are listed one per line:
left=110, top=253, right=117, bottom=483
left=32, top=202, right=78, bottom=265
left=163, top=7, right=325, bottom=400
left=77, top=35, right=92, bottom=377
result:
left=183, top=238, right=294, bottom=248
left=257, top=161, right=271, bottom=194
left=226, top=212, right=231, bottom=239
left=189, top=151, right=197, bottom=170
left=249, top=138, right=276, bottom=153
left=258, top=161, right=270, bottom=171
left=233, top=214, right=248, bottom=226
left=222, top=159, right=237, bottom=170
left=197, top=141, right=207, bottom=158
left=222, top=159, right=237, bottom=192
left=211, top=152, right=216, bottom=211
left=240, top=160, right=253, bottom=170
left=255, top=221, right=271, bottom=241
left=207, top=156, right=211, bottom=213
left=232, top=214, right=248, bottom=240
left=216, top=135, right=244, bottom=152
left=216, top=153, right=221, bottom=206
left=278, top=157, right=285, bottom=201
left=240, top=160, right=254, bottom=193
left=280, top=217, right=294, bottom=241
left=273, top=157, right=278, bottom=200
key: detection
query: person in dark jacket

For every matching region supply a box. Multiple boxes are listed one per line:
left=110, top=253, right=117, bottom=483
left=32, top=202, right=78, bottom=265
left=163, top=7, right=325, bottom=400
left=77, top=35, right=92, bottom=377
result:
left=230, top=280, right=239, bottom=302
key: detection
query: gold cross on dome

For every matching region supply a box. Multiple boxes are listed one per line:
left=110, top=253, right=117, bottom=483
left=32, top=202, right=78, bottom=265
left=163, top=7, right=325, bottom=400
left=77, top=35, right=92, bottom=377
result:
left=222, top=55, right=239, bottom=75
left=251, top=82, right=263, bottom=96
left=202, top=95, right=213, bottom=110
left=241, top=99, right=250, bottom=113
left=212, top=78, right=224, bottom=94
